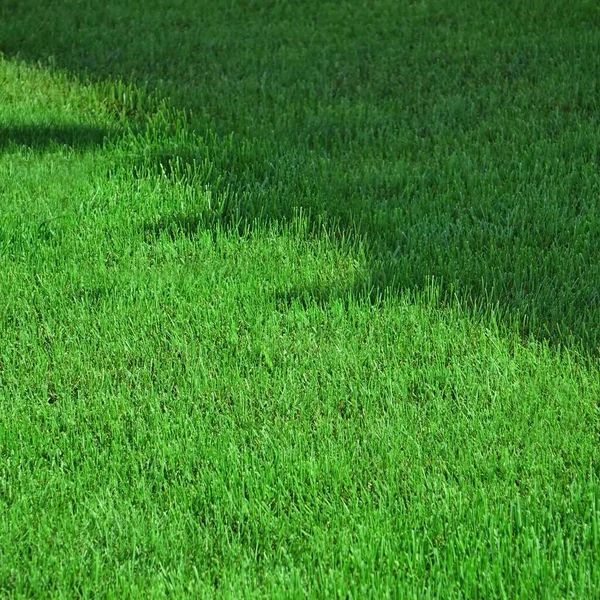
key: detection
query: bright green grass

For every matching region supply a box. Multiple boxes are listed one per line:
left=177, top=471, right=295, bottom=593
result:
left=1, top=1, right=600, bottom=597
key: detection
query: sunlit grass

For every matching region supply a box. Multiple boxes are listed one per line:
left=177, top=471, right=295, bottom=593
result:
left=1, top=1, right=600, bottom=596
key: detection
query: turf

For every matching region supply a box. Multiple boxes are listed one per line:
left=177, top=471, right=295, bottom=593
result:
left=1, top=1, right=599, bottom=597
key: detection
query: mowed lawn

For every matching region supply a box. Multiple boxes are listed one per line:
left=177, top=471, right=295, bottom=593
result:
left=1, top=1, right=599, bottom=597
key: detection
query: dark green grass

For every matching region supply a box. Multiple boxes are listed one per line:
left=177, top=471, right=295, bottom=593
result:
left=2, top=0, right=600, bottom=354
left=1, top=1, right=600, bottom=597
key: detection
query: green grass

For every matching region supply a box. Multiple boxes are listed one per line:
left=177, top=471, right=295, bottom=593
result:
left=1, top=1, right=599, bottom=597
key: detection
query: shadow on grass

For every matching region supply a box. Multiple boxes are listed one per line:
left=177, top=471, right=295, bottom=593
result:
left=2, top=0, right=600, bottom=360
left=139, top=144, right=600, bottom=363
left=0, top=124, right=111, bottom=151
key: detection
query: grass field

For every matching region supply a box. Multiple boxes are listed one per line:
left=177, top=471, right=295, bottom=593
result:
left=1, top=1, right=599, bottom=597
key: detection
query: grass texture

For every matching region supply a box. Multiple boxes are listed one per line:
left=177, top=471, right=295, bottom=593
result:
left=0, top=1, right=599, bottom=597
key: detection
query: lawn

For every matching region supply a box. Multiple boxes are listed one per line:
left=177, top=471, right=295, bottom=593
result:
left=0, top=0, right=599, bottom=597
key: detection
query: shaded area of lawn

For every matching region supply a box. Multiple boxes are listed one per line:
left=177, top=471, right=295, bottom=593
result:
left=2, top=0, right=600, bottom=357
left=0, top=124, right=110, bottom=151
